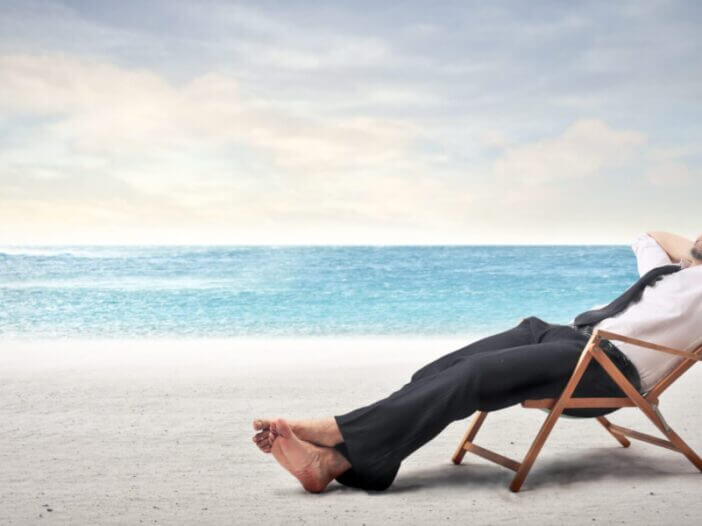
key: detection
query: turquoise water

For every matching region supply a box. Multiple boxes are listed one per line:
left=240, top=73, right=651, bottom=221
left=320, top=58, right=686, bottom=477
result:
left=0, top=245, right=638, bottom=338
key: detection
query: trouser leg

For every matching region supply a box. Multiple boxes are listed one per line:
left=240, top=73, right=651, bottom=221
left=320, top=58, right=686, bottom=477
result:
left=333, top=319, right=639, bottom=491
left=409, top=316, right=548, bottom=382
left=333, top=317, right=547, bottom=490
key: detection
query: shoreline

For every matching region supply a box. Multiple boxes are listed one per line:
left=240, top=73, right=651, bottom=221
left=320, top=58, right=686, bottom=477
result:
left=0, top=334, right=490, bottom=343
left=0, top=335, right=482, bottom=373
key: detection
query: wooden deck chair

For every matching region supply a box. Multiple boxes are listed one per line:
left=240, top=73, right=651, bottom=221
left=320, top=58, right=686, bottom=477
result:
left=451, top=329, right=702, bottom=492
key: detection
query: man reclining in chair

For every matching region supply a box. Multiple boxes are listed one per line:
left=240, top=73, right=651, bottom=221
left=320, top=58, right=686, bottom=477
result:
left=252, top=231, right=702, bottom=493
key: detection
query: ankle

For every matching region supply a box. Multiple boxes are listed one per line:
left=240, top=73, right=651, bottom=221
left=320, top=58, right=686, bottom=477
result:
left=321, top=418, right=343, bottom=446
left=322, top=447, right=352, bottom=478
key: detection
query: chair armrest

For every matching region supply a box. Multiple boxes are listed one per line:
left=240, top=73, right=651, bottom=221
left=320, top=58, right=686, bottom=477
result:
left=593, top=329, right=702, bottom=362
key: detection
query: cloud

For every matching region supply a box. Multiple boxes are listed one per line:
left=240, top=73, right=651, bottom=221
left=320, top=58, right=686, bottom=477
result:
left=1, top=0, right=701, bottom=244
left=0, top=50, right=695, bottom=244
left=0, top=53, right=423, bottom=172
left=0, top=52, right=473, bottom=241
left=493, top=119, right=646, bottom=185
left=5, top=53, right=419, bottom=150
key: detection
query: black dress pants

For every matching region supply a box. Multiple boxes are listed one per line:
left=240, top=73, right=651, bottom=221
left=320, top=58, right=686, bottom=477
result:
left=332, top=316, right=642, bottom=491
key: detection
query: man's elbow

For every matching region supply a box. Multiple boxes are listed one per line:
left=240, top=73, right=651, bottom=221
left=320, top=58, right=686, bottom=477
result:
left=645, top=231, right=667, bottom=246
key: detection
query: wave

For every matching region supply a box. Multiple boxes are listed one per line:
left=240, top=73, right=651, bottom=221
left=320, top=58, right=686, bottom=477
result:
left=0, top=278, right=244, bottom=290
left=0, top=246, right=136, bottom=258
left=0, top=246, right=260, bottom=259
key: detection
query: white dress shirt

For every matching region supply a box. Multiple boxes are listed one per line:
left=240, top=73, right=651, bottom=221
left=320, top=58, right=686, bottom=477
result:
left=589, top=233, right=702, bottom=392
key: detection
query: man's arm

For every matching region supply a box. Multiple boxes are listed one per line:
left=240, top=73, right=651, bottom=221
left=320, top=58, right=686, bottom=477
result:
left=646, top=231, right=694, bottom=266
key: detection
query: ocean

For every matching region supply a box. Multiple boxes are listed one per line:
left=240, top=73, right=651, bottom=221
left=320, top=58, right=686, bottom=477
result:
left=0, top=245, right=638, bottom=339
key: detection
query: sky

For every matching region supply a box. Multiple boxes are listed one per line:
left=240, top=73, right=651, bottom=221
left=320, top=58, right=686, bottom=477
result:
left=1, top=0, right=701, bottom=245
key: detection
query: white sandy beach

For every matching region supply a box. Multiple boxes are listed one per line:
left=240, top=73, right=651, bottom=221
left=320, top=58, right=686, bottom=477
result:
left=1, top=337, right=701, bottom=525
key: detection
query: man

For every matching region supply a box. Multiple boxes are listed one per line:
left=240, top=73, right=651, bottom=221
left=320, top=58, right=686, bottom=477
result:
left=252, top=231, right=702, bottom=493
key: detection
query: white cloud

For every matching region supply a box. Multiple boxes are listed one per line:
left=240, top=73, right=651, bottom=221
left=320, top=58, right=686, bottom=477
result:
left=1, top=0, right=701, bottom=246
left=0, top=53, right=419, bottom=168
left=493, top=119, right=646, bottom=185
left=0, top=52, right=474, bottom=242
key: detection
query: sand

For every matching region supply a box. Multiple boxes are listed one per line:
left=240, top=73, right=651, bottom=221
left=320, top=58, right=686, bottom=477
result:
left=1, top=337, right=700, bottom=525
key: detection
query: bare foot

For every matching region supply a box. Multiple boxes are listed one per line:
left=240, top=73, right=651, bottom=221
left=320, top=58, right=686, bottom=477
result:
left=264, top=421, right=327, bottom=490
left=270, top=418, right=350, bottom=493
left=252, top=417, right=342, bottom=450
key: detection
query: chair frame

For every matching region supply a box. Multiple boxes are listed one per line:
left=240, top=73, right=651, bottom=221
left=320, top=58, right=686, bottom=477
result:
left=451, top=328, right=702, bottom=492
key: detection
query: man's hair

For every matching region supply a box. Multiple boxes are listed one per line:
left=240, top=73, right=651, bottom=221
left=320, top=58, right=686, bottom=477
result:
left=692, top=235, right=702, bottom=262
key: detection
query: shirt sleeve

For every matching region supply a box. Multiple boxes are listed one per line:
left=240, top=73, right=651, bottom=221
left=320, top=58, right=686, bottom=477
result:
left=631, top=233, right=672, bottom=276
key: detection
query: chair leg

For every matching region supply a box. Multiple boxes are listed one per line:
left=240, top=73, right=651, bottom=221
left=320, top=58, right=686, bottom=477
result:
left=646, top=408, right=702, bottom=471
left=596, top=416, right=630, bottom=447
left=510, top=344, right=595, bottom=492
left=591, top=346, right=702, bottom=472
left=509, top=401, right=564, bottom=492
left=452, top=411, right=488, bottom=464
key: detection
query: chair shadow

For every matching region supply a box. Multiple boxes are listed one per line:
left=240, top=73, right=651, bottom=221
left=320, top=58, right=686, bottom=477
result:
left=385, top=447, right=695, bottom=494
left=274, top=447, right=696, bottom=497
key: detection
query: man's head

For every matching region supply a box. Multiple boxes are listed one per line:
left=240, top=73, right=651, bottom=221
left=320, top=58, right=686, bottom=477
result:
left=690, top=234, right=702, bottom=264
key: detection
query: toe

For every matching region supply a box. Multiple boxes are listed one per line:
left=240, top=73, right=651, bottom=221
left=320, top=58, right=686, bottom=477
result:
left=275, top=418, right=293, bottom=439
left=253, top=419, right=270, bottom=431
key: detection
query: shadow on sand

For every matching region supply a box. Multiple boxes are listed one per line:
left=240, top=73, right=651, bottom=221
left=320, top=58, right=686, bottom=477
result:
left=379, top=447, right=694, bottom=495
left=274, top=447, right=696, bottom=497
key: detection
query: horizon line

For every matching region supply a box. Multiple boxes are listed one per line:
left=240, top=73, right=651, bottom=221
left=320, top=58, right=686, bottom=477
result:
left=1, top=242, right=631, bottom=247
